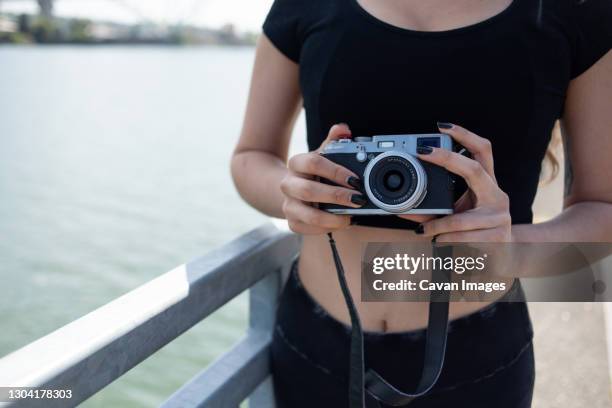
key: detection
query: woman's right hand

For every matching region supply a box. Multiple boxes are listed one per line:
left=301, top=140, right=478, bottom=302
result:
left=281, top=123, right=366, bottom=234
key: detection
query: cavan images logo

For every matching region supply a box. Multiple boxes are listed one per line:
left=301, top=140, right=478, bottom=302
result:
left=370, top=253, right=509, bottom=294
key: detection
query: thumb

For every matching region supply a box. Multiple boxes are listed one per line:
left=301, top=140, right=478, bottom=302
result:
left=316, top=123, right=351, bottom=152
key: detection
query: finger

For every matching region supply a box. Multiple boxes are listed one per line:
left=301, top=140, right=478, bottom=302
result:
left=435, top=227, right=512, bottom=243
left=453, top=191, right=472, bottom=212
left=287, top=219, right=331, bottom=235
left=281, top=177, right=366, bottom=207
left=421, top=211, right=510, bottom=237
left=437, top=122, right=495, bottom=178
left=288, top=153, right=360, bottom=189
left=283, top=198, right=351, bottom=229
left=417, top=148, right=499, bottom=203
left=316, top=123, right=352, bottom=152
left=397, top=214, right=437, bottom=224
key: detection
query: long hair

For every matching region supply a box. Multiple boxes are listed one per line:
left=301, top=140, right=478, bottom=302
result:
left=541, top=123, right=561, bottom=184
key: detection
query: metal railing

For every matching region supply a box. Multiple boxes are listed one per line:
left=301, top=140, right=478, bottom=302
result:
left=0, top=223, right=302, bottom=408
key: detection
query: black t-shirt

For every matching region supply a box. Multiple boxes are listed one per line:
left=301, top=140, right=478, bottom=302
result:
left=263, top=0, right=612, bottom=229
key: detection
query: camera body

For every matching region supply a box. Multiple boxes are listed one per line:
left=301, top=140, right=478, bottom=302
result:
left=320, top=134, right=455, bottom=215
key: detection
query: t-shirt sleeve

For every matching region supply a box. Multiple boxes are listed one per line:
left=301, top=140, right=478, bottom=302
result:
left=570, top=0, right=612, bottom=78
left=262, top=0, right=303, bottom=63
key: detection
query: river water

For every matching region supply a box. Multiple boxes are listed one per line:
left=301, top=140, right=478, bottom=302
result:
left=0, top=45, right=306, bottom=407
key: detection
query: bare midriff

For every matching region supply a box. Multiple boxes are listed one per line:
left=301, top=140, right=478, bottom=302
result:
left=297, top=225, right=514, bottom=333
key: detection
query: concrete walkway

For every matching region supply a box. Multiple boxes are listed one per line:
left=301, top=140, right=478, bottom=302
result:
left=529, top=302, right=611, bottom=407
left=529, top=142, right=611, bottom=407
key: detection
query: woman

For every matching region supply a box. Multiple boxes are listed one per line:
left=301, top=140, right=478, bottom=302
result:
left=231, top=0, right=612, bottom=406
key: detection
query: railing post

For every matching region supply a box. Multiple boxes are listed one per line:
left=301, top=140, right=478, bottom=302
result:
left=248, top=256, right=295, bottom=408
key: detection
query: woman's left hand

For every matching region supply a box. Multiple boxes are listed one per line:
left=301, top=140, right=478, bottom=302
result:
left=402, top=123, right=513, bottom=243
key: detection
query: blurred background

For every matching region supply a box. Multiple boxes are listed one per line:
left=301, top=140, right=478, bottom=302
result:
left=0, top=1, right=610, bottom=407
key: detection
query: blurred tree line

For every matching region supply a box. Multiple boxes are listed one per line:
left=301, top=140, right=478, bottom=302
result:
left=0, top=14, right=257, bottom=45
left=0, top=14, right=93, bottom=44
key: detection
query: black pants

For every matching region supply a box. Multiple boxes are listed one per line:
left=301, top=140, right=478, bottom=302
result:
left=271, top=263, right=535, bottom=408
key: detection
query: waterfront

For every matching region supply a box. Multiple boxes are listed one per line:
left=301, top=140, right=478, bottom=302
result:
left=0, top=45, right=305, bottom=407
left=1, top=45, right=611, bottom=408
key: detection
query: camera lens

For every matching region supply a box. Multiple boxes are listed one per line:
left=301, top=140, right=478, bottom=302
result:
left=371, top=157, right=415, bottom=202
left=383, top=171, right=404, bottom=191
left=364, top=152, right=427, bottom=213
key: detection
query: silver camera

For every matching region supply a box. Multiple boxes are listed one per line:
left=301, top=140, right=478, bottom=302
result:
left=319, top=134, right=455, bottom=215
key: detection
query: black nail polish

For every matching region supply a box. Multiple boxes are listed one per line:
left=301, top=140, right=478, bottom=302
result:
left=415, top=224, right=424, bottom=234
left=437, top=122, right=454, bottom=129
left=351, top=194, right=367, bottom=206
left=347, top=176, right=362, bottom=189
left=417, top=146, right=433, bottom=155
left=431, top=235, right=438, bottom=243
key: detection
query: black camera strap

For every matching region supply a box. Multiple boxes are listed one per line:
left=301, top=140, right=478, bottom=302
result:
left=327, top=233, right=450, bottom=407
